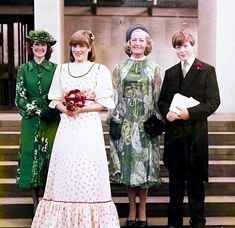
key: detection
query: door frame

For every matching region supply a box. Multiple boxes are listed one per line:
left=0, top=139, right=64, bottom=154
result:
left=0, top=15, right=34, bottom=110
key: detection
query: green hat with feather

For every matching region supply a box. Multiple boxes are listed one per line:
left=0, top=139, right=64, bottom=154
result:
left=26, top=30, right=56, bottom=46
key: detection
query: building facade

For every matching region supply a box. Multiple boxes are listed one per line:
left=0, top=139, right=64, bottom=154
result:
left=0, top=0, right=234, bottom=114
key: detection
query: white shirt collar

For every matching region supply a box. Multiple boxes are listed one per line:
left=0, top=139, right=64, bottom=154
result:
left=130, top=55, right=147, bottom=61
left=181, top=55, right=196, bottom=69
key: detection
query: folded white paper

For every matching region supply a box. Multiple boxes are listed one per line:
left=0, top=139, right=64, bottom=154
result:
left=169, top=93, right=200, bottom=114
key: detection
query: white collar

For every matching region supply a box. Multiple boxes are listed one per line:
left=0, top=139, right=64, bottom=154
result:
left=181, top=55, right=195, bottom=68
left=130, top=55, right=147, bottom=61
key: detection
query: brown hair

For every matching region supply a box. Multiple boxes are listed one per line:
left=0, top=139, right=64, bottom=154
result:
left=124, top=35, right=153, bottom=57
left=172, top=29, right=195, bottom=48
left=27, top=42, right=53, bottom=60
left=69, top=30, right=96, bottom=62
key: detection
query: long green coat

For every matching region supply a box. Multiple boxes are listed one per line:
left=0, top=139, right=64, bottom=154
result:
left=15, top=59, right=59, bottom=188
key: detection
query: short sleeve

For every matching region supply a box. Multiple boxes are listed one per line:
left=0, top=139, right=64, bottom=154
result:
left=95, top=64, right=115, bottom=109
left=48, top=64, right=64, bottom=108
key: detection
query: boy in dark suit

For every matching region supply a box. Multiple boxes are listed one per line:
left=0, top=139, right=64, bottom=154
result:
left=158, top=30, right=220, bottom=228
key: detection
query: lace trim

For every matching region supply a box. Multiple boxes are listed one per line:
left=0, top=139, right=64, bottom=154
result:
left=43, top=198, right=112, bottom=204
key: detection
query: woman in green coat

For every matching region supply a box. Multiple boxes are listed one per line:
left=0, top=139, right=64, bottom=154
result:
left=15, top=30, right=59, bottom=214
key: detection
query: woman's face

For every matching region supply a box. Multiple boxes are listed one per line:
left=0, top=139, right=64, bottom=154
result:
left=32, top=42, right=47, bottom=60
left=129, top=30, right=148, bottom=58
left=71, top=44, right=91, bottom=63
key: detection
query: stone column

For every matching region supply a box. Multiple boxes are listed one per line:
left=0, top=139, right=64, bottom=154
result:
left=34, top=0, right=64, bottom=64
left=198, top=0, right=235, bottom=114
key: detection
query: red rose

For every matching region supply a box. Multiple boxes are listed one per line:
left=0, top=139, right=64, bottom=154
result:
left=64, top=89, right=86, bottom=111
left=196, top=62, right=205, bottom=71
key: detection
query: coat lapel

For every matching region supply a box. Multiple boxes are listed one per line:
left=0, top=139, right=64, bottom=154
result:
left=180, top=58, right=200, bottom=94
left=173, top=63, right=183, bottom=92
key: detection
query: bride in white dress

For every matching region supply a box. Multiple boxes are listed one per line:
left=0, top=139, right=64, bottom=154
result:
left=31, top=30, right=120, bottom=228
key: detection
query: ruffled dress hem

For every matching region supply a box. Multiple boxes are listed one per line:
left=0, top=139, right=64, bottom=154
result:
left=32, top=198, right=120, bottom=228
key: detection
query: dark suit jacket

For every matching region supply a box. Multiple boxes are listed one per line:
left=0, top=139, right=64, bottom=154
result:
left=158, top=58, right=220, bottom=181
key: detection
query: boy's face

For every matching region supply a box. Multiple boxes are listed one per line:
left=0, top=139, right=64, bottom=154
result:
left=175, top=41, right=194, bottom=61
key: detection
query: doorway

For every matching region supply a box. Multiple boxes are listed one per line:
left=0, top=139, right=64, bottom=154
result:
left=0, top=15, right=33, bottom=111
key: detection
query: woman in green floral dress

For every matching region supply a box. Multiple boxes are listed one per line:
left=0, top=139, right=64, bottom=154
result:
left=109, top=24, right=162, bottom=227
left=15, top=30, right=59, bottom=214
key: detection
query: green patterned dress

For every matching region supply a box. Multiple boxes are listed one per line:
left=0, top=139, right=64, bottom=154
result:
left=15, top=59, right=59, bottom=188
left=109, top=58, right=162, bottom=188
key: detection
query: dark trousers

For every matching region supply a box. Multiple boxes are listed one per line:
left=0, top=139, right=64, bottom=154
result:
left=164, top=138, right=206, bottom=227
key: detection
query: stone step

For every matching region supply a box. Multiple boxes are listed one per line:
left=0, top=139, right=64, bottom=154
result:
left=0, top=132, right=20, bottom=145
left=208, top=121, right=235, bottom=132
left=0, top=145, right=19, bottom=161
left=1, top=114, right=235, bottom=227
left=114, top=196, right=235, bottom=217
left=208, top=145, right=235, bottom=160
left=0, top=117, right=21, bottom=132
left=1, top=160, right=235, bottom=178
left=122, top=216, right=235, bottom=227
left=111, top=177, right=235, bottom=197
left=1, top=217, right=235, bottom=228
left=1, top=196, right=235, bottom=219
left=103, top=121, right=235, bottom=133
left=1, top=145, right=235, bottom=162
left=1, top=114, right=235, bottom=132
left=3, top=121, right=235, bottom=133
left=1, top=178, right=235, bottom=198
left=1, top=145, right=235, bottom=161
left=0, top=219, right=31, bottom=228
left=104, top=132, right=235, bottom=146
left=1, top=131, right=235, bottom=146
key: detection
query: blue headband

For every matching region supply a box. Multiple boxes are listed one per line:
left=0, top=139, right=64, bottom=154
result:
left=126, top=24, right=151, bottom=42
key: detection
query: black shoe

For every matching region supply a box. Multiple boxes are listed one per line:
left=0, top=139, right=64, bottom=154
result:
left=126, top=219, right=137, bottom=227
left=190, top=221, right=206, bottom=228
left=137, top=220, right=148, bottom=227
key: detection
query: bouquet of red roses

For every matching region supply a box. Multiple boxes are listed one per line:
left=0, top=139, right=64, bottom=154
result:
left=63, top=89, right=86, bottom=111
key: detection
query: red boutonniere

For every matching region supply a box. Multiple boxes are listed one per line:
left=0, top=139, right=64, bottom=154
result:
left=196, top=62, right=205, bottom=71
left=63, top=89, right=86, bottom=111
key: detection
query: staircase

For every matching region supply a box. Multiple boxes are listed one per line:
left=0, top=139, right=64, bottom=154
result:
left=0, top=113, right=235, bottom=227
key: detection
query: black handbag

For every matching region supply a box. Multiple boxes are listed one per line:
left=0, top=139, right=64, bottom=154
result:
left=144, top=112, right=165, bottom=137
left=109, top=118, right=122, bottom=141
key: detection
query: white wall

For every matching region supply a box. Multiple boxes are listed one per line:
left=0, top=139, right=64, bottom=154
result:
left=216, top=0, right=235, bottom=114
left=199, top=0, right=235, bottom=114
left=34, top=0, right=64, bottom=63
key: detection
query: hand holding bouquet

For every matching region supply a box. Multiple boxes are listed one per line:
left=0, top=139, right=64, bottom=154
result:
left=63, top=89, right=86, bottom=111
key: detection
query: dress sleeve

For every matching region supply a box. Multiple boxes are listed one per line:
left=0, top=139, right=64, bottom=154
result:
left=15, top=65, right=40, bottom=118
left=48, top=64, right=64, bottom=108
left=112, top=64, right=122, bottom=106
left=95, top=64, right=115, bottom=109
left=153, top=65, right=162, bottom=106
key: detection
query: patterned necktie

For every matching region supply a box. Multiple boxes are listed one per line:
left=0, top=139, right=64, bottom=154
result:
left=182, top=61, right=189, bottom=77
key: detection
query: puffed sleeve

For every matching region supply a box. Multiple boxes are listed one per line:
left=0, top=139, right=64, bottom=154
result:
left=48, top=64, right=64, bottom=108
left=95, top=64, right=115, bottom=109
